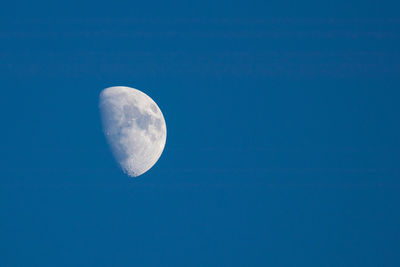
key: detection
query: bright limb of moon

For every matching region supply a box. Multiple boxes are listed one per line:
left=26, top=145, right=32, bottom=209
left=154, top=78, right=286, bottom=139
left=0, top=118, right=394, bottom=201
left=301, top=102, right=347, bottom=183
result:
left=99, top=86, right=167, bottom=177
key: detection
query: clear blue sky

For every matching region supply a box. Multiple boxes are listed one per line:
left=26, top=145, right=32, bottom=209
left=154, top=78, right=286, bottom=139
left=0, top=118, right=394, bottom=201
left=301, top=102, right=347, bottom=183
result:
left=1, top=0, right=400, bottom=266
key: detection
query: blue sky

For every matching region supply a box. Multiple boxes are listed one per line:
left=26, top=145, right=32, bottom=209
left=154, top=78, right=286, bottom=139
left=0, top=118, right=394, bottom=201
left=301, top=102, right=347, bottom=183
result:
left=1, top=0, right=400, bottom=266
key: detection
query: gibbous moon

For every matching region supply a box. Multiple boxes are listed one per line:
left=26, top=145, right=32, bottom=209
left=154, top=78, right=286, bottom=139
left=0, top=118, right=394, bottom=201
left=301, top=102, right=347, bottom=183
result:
left=99, top=86, right=167, bottom=177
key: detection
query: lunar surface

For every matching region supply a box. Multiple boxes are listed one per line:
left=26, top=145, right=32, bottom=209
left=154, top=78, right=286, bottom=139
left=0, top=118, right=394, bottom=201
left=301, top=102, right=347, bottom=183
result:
left=99, top=86, right=167, bottom=177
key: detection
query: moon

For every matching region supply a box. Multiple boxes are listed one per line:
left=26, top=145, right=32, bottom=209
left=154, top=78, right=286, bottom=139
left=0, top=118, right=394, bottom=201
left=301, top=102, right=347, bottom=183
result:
left=99, top=86, right=167, bottom=177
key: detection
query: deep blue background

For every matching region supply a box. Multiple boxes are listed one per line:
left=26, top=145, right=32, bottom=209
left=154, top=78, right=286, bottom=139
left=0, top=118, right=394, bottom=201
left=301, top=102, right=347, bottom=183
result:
left=1, top=1, right=400, bottom=266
